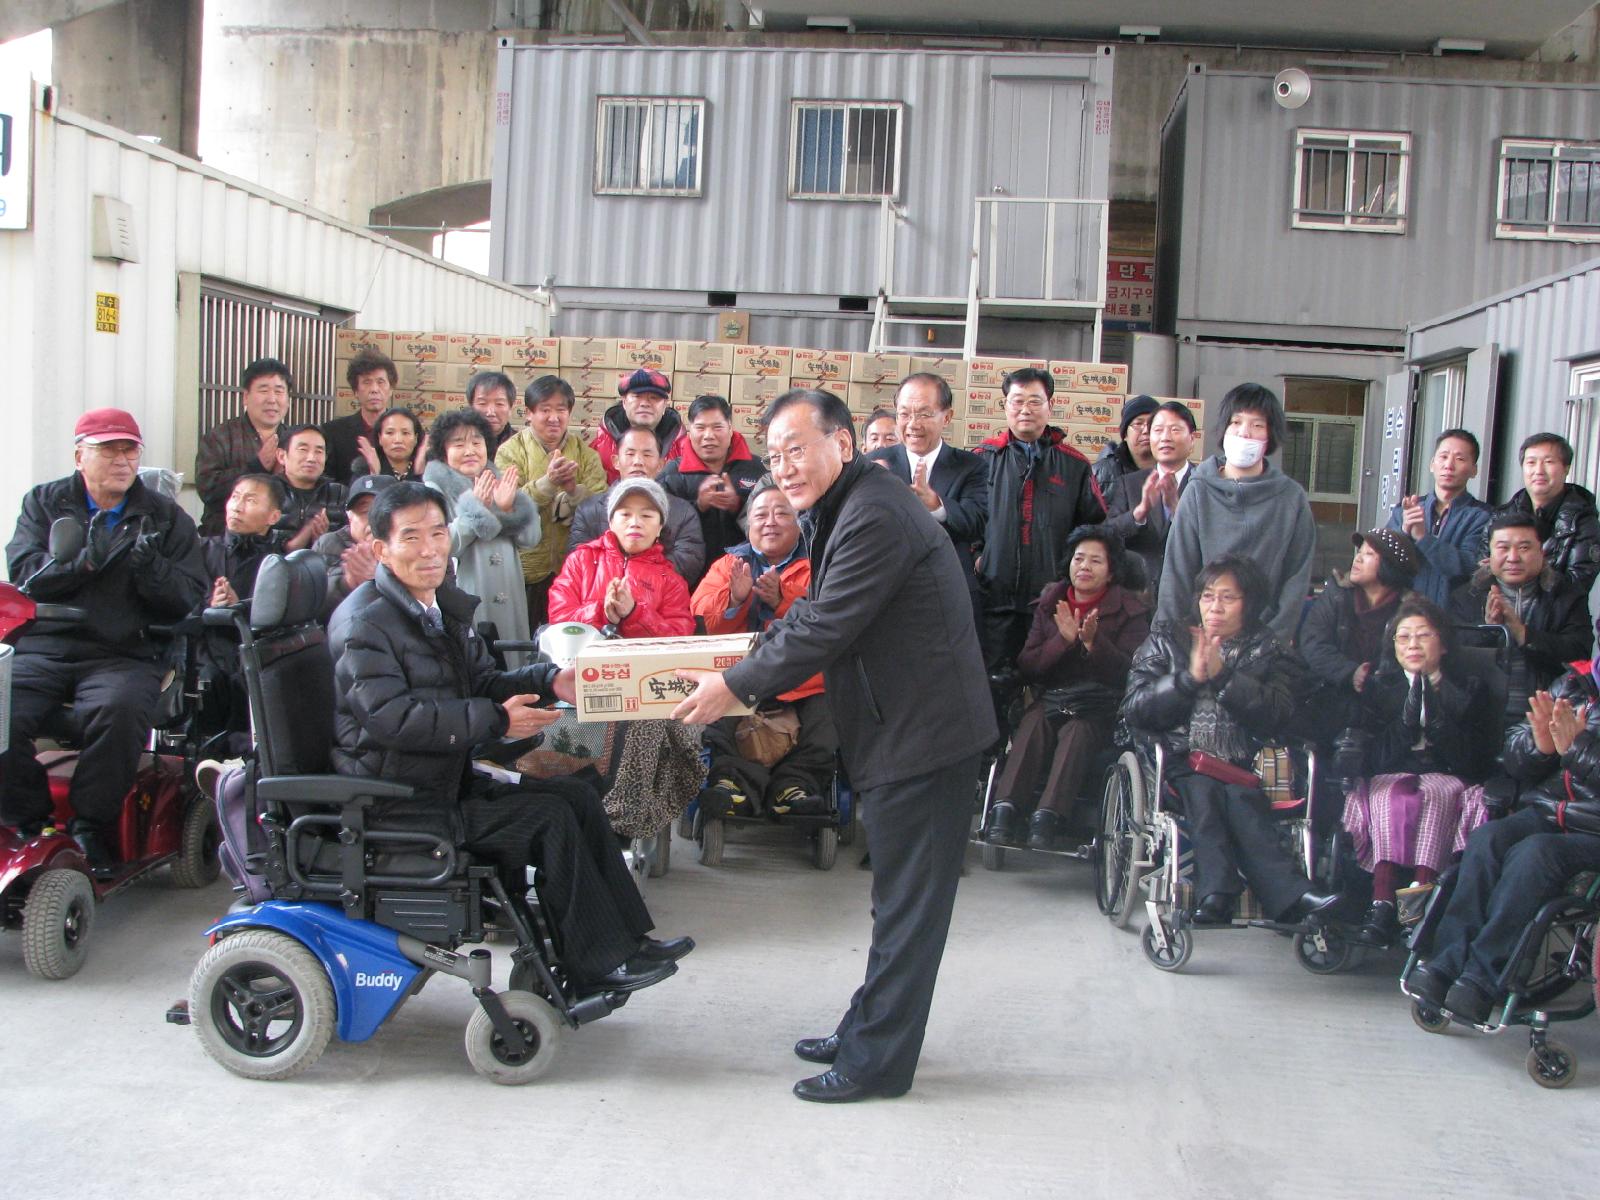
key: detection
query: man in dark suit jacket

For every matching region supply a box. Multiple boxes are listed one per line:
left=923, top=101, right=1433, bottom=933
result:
left=673, top=388, right=996, bottom=1104
left=867, top=372, right=988, bottom=620
left=1104, top=400, right=1198, bottom=598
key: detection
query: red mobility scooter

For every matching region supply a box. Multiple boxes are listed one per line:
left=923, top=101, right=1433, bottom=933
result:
left=0, top=517, right=220, bottom=979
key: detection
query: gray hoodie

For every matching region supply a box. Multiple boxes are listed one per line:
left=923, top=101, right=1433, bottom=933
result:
left=1155, top=456, right=1317, bottom=642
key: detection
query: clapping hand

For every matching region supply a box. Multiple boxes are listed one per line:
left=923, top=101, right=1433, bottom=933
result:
left=910, top=461, right=941, bottom=513
left=1054, top=600, right=1080, bottom=646
left=256, top=432, right=280, bottom=471
left=412, top=434, right=431, bottom=475
left=1550, top=698, right=1591, bottom=756
left=1400, top=495, right=1426, bottom=539
left=1529, top=691, right=1558, bottom=756
left=604, top=576, right=635, bottom=624
left=341, top=541, right=378, bottom=590
left=492, top=465, right=520, bottom=512
left=1485, top=586, right=1527, bottom=644
left=727, top=559, right=754, bottom=605
left=1188, top=627, right=1225, bottom=683
left=752, top=567, right=783, bottom=608
left=211, top=576, right=238, bottom=607
left=1080, top=609, right=1100, bottom=653
left=355, top=435, right=381, bottom=476
left=547, top=452, right=578, bottom=493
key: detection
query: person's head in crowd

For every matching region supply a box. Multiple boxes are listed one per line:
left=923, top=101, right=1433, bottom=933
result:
left=224, top=473, right=285, bottom=537
left=1002, top=367, right=1054, bottom=444
left=1119, top=395, right=1159, bottom=469
left=277, top=424, right=328, bottom=489
left=1520, top=432, right=1574, bottom=509
left=619, top=368, right=672, bottom=431
left=687, top=395, right=733, bottom=471
left=862, top=408, right=900, bottom=452
left=1193, top=554, right=1270, bottom=642
left=345, top=473, right=397, bottom=544
left=616, top=426, right=664, bottom=480
left=1430, top=429, right=1480, bottom=500
left=762, top=388, right=856, bottom=512
left=1149, top=401, right=1197, bottom=471
left=1385, top=595, right=1456, bottom=681
left=1348, top=528, right=1420, bottom=596
left=1061, top=525, right=1125, bottom=600
left=374, top=408, right=423, bottom=474
left=240, top=358, right=293, bottom=434
left=746, top=482, right=801, bottom=565
left=1486, top=512, right=1547, bottom=587
left=346, top=350, right=397, bottom=421
left=368, top=481, right=451, bottom=604
left=1215, top=383, right=1287, bottom=480
left=895, top=373, right=953, bottom=455
left=428, top=409, right=496, bottom=479
left=466, top=371, right=516, bottom=439
left=606, top=477, right=669, bottom=553
left=526, top=375, right=575, bottom=451
left=72, top=407, right=143, bottom=507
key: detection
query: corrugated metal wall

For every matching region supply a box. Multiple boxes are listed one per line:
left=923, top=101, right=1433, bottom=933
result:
left=1172, top=70, right=1600, bottom=343
left=0, top=104, right=548, bottom=543
left=491, top=43, right=1113, bottom=304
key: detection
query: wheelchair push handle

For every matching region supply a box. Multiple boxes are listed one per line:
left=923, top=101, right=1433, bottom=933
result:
left=31, top=602, right=89, bottom=623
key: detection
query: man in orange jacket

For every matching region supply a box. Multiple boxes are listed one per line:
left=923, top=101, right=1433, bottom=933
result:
left=691, top=482, right=834, bottom=816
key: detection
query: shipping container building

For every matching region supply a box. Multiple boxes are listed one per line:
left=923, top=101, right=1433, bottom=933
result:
left=490, top=40, right=1115, bottom=360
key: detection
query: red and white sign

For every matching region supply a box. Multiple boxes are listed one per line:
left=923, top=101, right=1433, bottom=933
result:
left=1105, top=256, right=1155, bottom=330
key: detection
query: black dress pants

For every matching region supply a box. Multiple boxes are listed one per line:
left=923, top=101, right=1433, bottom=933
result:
left=832, top=754, right=977, bottom=1092
left=1172, top=771, right=1310, bottom=921
left=460, top=776, right=652, bottom=980
left=0, top=652, right=163, bottom=829
left=1426, top=806, right=1600, bottom=992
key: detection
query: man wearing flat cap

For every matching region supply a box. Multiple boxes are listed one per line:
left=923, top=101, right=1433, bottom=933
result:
left=591, top=368, right=685, bottom=484
left=1, top=409, right=207, bottom=868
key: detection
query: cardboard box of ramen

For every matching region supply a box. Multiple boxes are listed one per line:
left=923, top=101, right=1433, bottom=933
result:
left=791, top=348, right=852, bottom=384
left=1049, top=360, right=1129, bottom=394
left=731, top=344, right=793, bottom=377
left=1057, top=393, right=1125, bottom=426
left=617, top=338, right=676, bottom=373
left=572, top=633, right=756, bottom=721
left=393, top=332, right=447, bottom=362
left=1061, top=423, right=1117, bottom=455
left=676, top=341, right=737, bottom=374
left=910, top=355, right=969, bottom=389
left=446, top=334, right=504, bottom=367
left=967, top=356, right=1046, bottom=388
left=336, top=328, right=394, bottom=359
left=559, top=336, right=618, bottom=369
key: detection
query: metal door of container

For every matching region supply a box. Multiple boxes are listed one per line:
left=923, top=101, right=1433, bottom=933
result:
left=199, top=286, right=338, bottom=438
left=985, top=78, right=1087, bottom=302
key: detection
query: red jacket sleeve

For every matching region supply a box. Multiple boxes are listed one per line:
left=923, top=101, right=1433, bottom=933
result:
left=547, top=544, right=610, bottom=628
left=691, top=554, right=752, bottom=633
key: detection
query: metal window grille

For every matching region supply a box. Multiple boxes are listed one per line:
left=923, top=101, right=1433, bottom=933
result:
left=1291, top=130, right=1409, bottom=233
left=1284, top=414, right=1363, bottom=503
left=789, top=101, right=902, bottom=200
left=593, top=97, right=705, bottom=197
left=1496, top=139, right=1600, bottom=241
left=199, top=286, right=338, bottom=438
left=1567, top=361, right=1600, bottom=494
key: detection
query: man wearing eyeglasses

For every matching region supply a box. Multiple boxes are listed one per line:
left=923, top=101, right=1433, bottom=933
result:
left=973, top=367, right=1106, bottom=672
left=1, top=408, right=207, bottom=869
left=672, top=388, right=995, bottom=1105
left=867, top=373, right=989, bottom=620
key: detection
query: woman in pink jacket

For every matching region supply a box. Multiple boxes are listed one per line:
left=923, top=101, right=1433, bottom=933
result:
left=548, top=477, right=695, bottom=637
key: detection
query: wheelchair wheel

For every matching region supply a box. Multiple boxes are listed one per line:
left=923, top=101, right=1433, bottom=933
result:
left=21, top=868, right=95, bottom=980
left=1142, top=921, right=1192, bottom=972
left=170, top=793, right=222, bottom=889
left=464, top=991, right=564, bottom=1085
left=1518, top=915, right=1588, bottom=1009
left=981, top=841, right=1006, bottom=871
left=1410, top=1001, right=1451, bottom=1035
left=677, top=810, right=695, bottom=841
left=1094, top=758, right=1143, bottom=929
left=1292, top=927, right=1357, bottom=975
left=190, top=929, right=335, bottom=1081
left=1527, top=1039, right=1577, bottom=1089
left=646, top=826, right=671, bottom=878
left=812, top=825, right=838, bottom=871
left=699, top=815, right=725, bottom=867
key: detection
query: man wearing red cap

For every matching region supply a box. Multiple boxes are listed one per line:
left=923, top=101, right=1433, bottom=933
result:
left=591, top=368, right=684, bottom=484
left=1, top=409, right=207, bottom=868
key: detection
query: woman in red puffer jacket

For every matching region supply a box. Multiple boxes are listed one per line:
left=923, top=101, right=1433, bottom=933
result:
left=548, top=477, right=695, bottom=637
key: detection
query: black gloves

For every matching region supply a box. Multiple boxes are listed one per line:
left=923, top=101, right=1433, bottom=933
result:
left=128, top=529, right=163, bottom=570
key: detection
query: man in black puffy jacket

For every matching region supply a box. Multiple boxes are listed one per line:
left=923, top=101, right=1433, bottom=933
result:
left=1481, top=432, right=1600, bottom=598
left=326, top=481, right=689, bottom=995
left=1410, top=659, right=1600, bottom=1024
left=1, top=409, right=208, bottom=867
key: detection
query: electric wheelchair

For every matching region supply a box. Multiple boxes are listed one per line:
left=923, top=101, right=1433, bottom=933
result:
left=170, top=552, right=632, bottom=1084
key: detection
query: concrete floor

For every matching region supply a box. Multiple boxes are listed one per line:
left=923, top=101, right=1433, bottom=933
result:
left=2, top=826, right=1596, bottom=1200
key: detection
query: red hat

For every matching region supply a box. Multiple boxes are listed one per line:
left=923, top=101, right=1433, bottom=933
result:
left=619, top=367, right=671, bottom=398
left=74, top=408, right=144, bottom=447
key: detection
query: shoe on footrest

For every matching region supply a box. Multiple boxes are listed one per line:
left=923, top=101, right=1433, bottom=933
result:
left=698, top=780, right=751, bottom=819
left=985, top=801, right=1019, bottom=845
left=580, top=954, right=678, bottom=996
left=1028, top=808, right=1063, bottom=851
left=636, top=935, right=695, bottom=963
left=772, top=786, right=829, bottom=817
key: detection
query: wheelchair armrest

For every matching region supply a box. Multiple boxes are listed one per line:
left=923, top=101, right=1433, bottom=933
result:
left=255, top=775, right=416, bottom=805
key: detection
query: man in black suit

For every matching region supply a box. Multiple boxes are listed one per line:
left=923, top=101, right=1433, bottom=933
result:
left=1104, top=400, right=1198, bottom=598
left=673, top=388, right=996, bottom=1104
left=867, top=372, right=989, bottom=620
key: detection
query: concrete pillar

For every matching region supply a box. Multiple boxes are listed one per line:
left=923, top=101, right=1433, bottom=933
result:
left=51, top=0, right=202, bottom=155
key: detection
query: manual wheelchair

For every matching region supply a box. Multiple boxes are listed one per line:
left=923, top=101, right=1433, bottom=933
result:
left=170, top=552, right=634, bottom=1085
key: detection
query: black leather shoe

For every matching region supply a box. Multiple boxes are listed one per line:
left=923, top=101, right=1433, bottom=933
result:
left=1444, top=977, right=1496, bottom=1025
left=581, top=955, right=677, bottom=995
left=1357, top=901, right=1400, bottom=948
left=1285, top=890, right=1340, bottom=922
left=1027, top=808, right=1063, bottom=851
left=636, top=935, right=695, bottom=963
left=986, top=801, right=1019, bottom=845
left=67, top=820, right=116, bottom=873
left=792, top=1069, right=907, bottom=1103
left=1190, top=893, right=1234, bottom=926
left=794, top=1034, right=839, bottom=1064
left=1407, top=963, right=1453, bottom=1009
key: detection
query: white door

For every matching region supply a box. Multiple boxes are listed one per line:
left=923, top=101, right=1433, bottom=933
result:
left=986, top=78, right=1088, bottom=303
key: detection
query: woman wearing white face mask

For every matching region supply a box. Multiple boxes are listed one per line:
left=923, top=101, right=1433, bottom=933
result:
left=1154, top=383, right=1317, bottom=643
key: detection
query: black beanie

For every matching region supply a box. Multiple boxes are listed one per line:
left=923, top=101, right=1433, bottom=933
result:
left=1119, top=394, right=1160, bottom=440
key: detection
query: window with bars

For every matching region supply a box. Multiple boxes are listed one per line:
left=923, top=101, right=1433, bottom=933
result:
left=1291, top=129, right=1409, bottom=233
left=1567, top=360, right=1600, bottom=494
left=789, top=101, right=902, bottom=200
left=1283, top=414, right=1363, bottom=503
left=1496, top=139, right=1600, bottom=241
left=594, top=97, right=704, bottom=196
